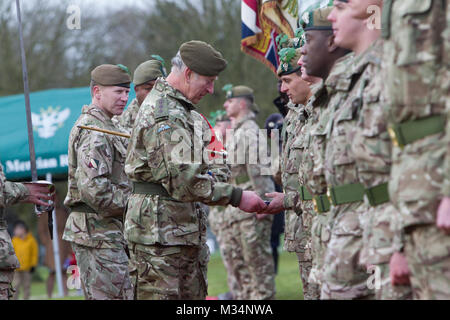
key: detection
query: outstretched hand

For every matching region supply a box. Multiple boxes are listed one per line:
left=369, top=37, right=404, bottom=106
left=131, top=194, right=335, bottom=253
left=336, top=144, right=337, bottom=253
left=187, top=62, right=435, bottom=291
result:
left=437, top=197, right=450, bottom=234
left=22, top=182, right=56, bottom=208
left=258, top=192, right=285, bottom=214
left=389, top=252, right=411, bottom=286
left=238, top=191, right=268, bottom=213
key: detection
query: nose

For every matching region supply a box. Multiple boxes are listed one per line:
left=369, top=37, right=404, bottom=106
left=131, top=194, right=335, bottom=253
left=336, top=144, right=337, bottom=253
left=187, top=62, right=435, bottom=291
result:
left=328, top=8, right=336, bottom=22
left=121, top=91, right=129, bottom=101
left=280, top=82, right=288, bottom=94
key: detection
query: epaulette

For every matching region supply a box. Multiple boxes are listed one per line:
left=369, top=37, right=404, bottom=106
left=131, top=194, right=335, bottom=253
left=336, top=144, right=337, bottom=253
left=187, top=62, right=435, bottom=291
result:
left=154, top=98, right=169, bottom=122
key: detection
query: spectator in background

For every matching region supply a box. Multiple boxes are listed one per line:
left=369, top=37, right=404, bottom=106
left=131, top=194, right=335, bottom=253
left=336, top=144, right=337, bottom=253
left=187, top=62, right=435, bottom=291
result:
left=11, top=220, right=38, bottom=300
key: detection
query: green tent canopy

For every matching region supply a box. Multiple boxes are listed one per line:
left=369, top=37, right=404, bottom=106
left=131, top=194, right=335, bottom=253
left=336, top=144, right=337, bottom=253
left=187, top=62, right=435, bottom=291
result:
left=0, top=87, right=135, bottom=180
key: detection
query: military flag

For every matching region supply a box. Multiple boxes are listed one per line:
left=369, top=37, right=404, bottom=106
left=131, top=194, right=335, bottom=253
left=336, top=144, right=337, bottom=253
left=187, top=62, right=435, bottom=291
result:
left=241, top=0, right=280, bottom=74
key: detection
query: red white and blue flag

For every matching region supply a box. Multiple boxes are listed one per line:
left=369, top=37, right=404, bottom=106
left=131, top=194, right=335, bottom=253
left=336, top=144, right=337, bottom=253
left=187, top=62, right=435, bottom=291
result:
left=241, top=0, right=280, bottom=74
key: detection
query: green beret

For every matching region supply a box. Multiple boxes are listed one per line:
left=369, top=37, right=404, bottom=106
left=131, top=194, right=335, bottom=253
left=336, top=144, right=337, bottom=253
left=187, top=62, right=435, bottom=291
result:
left=277, top=48, right=302, bottom=76
left=302, top=6, right=333, bottom=31
left=180, top=40, right=227, bottom=76
left=222, top=84, right=259, bottom=114
left=133, top=60, right=164, bottom=86
left=91, top=64, right=131, bottom=88
left=276, top=33, right=302, bottom=50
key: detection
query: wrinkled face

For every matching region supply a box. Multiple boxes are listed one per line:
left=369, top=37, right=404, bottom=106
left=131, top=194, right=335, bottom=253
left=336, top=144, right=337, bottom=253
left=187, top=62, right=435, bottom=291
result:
left=280, top=73, right=311, bottom=105
left=95, top=85, right=130, bottom=118
left=185, top=72, right=216, bottom=104
left=328, top=2, right=365, bottom=50
left=223, top=97, right=244, bottom=119
left=346, top=0, right=383, bottom=20
left=135, top=80, right=156, bottom=106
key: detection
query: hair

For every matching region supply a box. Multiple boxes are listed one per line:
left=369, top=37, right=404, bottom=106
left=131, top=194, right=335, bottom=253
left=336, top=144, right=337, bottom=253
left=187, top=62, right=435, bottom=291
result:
left=295, top=68, right=302, bottom=77
left=90, top=80, right=101, bottom=97
left=171, top=51, right=188, bottom=74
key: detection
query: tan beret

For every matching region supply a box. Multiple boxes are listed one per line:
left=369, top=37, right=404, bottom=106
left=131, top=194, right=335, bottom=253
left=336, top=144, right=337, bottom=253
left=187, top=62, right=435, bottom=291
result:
left=133, top=60, right=164, bottom=86
left=91, top=64, right=131, bottom=87
left=180, top=40, right=227, bottom=76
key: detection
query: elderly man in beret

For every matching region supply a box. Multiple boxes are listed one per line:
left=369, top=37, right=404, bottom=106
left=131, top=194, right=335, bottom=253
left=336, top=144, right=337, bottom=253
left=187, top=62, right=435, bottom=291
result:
left=63, top=64, right=133, bottom=300
left=124, top=40, right=267, bottom=300
left=113, top=56, right=166, bottom=135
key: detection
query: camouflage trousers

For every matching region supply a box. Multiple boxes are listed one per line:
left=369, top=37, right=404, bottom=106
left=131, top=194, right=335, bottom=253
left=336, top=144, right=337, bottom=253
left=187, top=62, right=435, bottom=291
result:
left=129, top=243, right=209, bottom=300
left=367, top=263, right=412, bottom=300
left=404, top=224, right=450, bottom=300
left=0, top=270, right=14, bottom=300
left=321, top=205, right=375, bottom=300
left=225, top=216, right=276, bottom=300
left=217, top=226, right=240, bottom=299
left=0, top=227, right=19, bottom=300
left=308, top=212, right=331, bottom=288
left=71, top=243, right=133, bottom=300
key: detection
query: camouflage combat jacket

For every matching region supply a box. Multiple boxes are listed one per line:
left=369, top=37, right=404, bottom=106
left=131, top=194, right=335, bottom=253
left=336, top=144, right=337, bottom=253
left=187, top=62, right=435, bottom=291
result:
left=382, top=0, right=448, bottom=228
left=0, top=163, right=28, bottom=269
left=63, top=104, right=131, bottom=249
left=281, top=103, right=307, bottom=252
left=348, top=40, right=402, bottom=265
left=124, top=78, right=241, bottom=247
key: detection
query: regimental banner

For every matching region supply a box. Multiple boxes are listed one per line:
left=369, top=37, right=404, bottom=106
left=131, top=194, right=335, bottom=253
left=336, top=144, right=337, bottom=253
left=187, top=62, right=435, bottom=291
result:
left=241, top=0, right=280, bottom=74
left=260, top=0, right=298, bottom=37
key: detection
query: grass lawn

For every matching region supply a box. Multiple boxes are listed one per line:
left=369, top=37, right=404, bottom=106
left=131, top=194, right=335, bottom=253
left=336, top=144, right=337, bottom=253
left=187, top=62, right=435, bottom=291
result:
left=21, top=247, right=303, bottom=300
left=207, top=249, right=303, bottom=300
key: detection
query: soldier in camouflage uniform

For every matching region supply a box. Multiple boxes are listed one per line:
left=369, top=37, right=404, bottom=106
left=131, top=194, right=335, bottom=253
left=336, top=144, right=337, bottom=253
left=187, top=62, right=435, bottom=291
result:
left=0, top=164, right=55, bottom=300
left=63, top=64, right=133, bottom=300
left=124, top=41, right=267, bottom=300
left=221, top=84, right=276, bottom=300
left=266, top=46, right=321, bottom=299
left=382, top=0, right=450, bottom=299
left=113, top=56, right=166, bottom=135
left=327, top=0, right=412, bottom=300
left=293, top=6, right=352, bottom=296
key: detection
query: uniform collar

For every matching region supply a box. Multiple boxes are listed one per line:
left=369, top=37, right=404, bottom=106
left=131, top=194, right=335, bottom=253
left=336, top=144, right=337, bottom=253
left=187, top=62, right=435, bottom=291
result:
left=153, top=77, right=196, bottom=111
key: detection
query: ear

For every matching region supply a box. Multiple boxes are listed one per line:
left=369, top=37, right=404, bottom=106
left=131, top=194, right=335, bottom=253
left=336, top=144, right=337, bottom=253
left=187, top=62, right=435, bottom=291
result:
left=327, top=34, right=339, bottom=53
left=184, top=68, right=193, bottom=83
left=93, top=85, right=101, bottom=99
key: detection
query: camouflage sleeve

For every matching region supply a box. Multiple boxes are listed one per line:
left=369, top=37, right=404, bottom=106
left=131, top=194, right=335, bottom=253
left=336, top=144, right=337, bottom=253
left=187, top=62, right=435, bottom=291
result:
left=152, top=117, right=242, bottom=207
left=0, top=164, right=28, bottom=208
left=208, top=163, right=231, bottom=183
left=75, top=131, right=129, bottom=217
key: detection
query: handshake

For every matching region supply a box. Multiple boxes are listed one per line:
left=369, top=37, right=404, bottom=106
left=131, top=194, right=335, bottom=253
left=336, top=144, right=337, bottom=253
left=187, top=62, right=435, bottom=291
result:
left=238, top=191, right=285, bottom=215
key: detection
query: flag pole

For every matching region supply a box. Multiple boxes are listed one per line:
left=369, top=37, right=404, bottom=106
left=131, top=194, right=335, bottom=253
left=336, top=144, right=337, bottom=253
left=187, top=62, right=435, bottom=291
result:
left=15, top=0, right=37, bottom=182
left=15, top=0, right=54, bottom=239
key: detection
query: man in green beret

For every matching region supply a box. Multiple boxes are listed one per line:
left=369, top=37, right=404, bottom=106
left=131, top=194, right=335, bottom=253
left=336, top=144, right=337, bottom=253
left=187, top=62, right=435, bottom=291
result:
left=264, top=46, right=323, bottom=300
left=63, top=64, right=133, bottom=300
left=113, top=56, right=166, bottom=134
left=124, top=41, right=267, bottom=300
left=221, top=84, right=276, bottom=300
